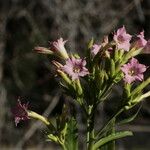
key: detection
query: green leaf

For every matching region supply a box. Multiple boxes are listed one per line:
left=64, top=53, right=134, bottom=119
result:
left=88, top=38, right=94, bottom=49
left=117, top=105, right=141, bottom=125
left=122, top=48, right=142, bottom=64
left=131, top=77, right=150, bottom=96
left=64, top=117, right=78, bottom=150
left=93, top=131, right=133, bottom=150
left=101, top=119, right=116, bottom=150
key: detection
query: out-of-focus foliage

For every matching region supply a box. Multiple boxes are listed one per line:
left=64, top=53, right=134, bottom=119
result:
left=0, top=0, right=150, bottom=149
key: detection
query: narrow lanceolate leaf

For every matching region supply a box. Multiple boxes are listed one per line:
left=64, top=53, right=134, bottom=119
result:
left=131, top=77, right=150, bottom=96
left=117, top=105, right=141, bottom=125
left=122, top=48, right=142, bottom=64
left=64, top=117, right=78, bottom=150
left=101, top=119, right=116, bottom=150
left=93, top=131, right=133, bottom=150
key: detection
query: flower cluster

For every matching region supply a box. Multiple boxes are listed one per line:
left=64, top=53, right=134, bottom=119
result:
left=13, top=26, right=150, bottom=125
left=12, top=26, right=150, bottom=150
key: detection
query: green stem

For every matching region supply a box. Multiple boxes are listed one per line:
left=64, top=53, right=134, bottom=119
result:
left=87, top=105, right=95, bottom=150
left=98, top=82, right=114, bottom=103
left=107, top=118, right=116, bottom=150
left=96, top=108, right=125, bottom=138
left=61, top=144, right=68, bottom=150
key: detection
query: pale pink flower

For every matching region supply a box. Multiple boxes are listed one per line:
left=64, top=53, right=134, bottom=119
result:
left=121, top=58, right=147, bottom=84
left=51, top=38, right=69, bottom=59
left=134, top=31, right=147, bottom=49
left=12, top=100, right=29, bottom=126
left=143, top=40, right=150, bottom=54
left=113, top=26, right=132, bottom=51
left=62, top=58, right=89, bottom=80
left=91, top=44, right=101, bottom=55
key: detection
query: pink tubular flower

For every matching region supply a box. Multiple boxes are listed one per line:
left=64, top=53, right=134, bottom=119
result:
left=34, top=46, right=53, bottom=54
left=121, top=58, right=147, bottom=84
left=134, top=31, right=147, bottom=49
left=91, top=44, right=101, bottom=55
left=51, top=38, right=69, bottom=59
left=62, top=57, right=89, bottom=80
left=12, top=100, right=29, bottom=126
left=143, top=40, right=150, bottom=54
left=113, top=26, right=132, bottom=51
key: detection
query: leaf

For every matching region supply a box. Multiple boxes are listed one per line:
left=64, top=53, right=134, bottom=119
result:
left=131, top=77, right=150, bottom=96
left=64, top=117, right=78, bottom=150
left=88, top=38, right=94, bottom=49
left=122, top=48, right=142, bottom=64
left=101, top=119, right=116, bottom=150
left=93, top=131, right=133, bottom=150
left=117, top=105, right=141, bottom=125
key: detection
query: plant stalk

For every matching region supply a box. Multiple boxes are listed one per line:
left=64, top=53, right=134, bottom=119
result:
left=87, top=105, right=95, bottom=150
left=96, top=108, right=125, bottom=138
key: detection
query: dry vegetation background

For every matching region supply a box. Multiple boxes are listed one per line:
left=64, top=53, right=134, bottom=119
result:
left=0, top=0, right=150, bottom=149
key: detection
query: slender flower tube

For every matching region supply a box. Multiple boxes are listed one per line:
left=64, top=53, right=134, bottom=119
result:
left=34, top=46, right=53, bottom=55
left=27, top=111, right=50, bottom=125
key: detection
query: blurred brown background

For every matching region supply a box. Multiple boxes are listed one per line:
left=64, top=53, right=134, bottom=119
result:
left=0, top=0, right=150, bottom=149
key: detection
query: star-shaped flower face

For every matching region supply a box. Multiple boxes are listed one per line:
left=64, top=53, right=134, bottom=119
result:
left=121, top=58, right=147, bottom=84
left=113, top=26, right=132, bottom=51
left=12, top=100, right=29, bottom=126
left=62, top=58, right=89, bottom=80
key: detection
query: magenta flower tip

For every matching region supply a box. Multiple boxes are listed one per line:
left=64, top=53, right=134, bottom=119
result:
left=121, top=58, right=147, bottom=84
left=12, top=100, right=29, bottom=126
left=62, top=57, right=89, bottom=80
